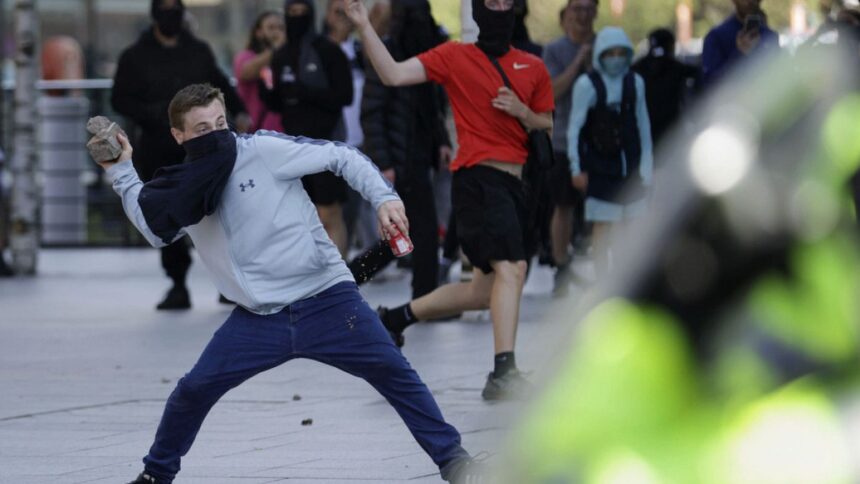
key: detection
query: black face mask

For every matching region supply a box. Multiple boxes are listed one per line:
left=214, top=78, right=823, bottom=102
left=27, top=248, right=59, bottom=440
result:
left=153, top=7, right=184, bottom=38
left=139, top=129, right=237, bottom=244
left=472, top=0, right=514, bottom=57
left=286, top=13, right=312, bottom=43
left=183, top=128, right=236, bottom=161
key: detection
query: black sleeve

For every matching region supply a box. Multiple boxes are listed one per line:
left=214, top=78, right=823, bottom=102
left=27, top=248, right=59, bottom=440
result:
left=433, top=85, right=451, bottom=149
left=262, top=47, right=287, bottom=113
left=360, top=58, right=394, bottom=170
left=201, top=43, right=247, bottom=117
left=110, top=47, right=167, bottom=131
left=295, top=40, right=353, bottom=113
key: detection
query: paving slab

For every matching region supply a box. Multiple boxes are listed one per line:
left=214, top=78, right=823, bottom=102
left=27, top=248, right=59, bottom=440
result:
left=0, top=248, right=584, bottom=484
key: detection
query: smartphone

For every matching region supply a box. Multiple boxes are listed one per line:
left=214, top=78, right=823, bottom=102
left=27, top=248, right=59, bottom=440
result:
left=744, top=14, right=762, bottom=33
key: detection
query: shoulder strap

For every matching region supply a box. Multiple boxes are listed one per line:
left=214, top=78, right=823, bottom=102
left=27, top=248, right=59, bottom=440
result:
left=482, top=50, right=532, bottom=134
left=587, top=71, right=607, bottom=107
left=482, top=50, right=513, bottom=89
left=621, top=71, right=637, bottom=114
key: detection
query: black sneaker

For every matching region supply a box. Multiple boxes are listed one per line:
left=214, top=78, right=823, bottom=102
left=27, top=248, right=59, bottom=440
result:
left=156, top=285, right=191, bottom=310
left=127, top=472, right=164, bottom=484
left=377, top=306, right=404, bottom=347
left=481, top=369, right=532, bottom=401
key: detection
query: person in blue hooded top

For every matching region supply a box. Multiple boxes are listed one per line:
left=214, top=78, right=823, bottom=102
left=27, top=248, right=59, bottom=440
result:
left=566, top=26, right=653, bottom=278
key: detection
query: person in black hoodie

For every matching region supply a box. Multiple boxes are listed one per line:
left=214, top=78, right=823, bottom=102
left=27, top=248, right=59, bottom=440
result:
left=111, top=0, right=248, bottom=310
left=264, top=0, right=354, bottom=257
left=360, top=0, right=450, bottom=299
left=632, top=28, right=699, bottom=149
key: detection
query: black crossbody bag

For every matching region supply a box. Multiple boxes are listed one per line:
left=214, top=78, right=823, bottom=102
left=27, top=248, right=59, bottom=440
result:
left=482, top=52, right=554, bottom=170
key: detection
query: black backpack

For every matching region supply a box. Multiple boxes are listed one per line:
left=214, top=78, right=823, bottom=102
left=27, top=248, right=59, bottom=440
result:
left=580, top=71, right=638, bottom=178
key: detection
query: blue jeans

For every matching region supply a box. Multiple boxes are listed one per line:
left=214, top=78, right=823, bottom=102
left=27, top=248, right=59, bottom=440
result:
left=142, top=281, right=468, bottom=482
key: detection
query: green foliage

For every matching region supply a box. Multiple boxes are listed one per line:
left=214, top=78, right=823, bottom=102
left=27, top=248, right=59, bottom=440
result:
left=430, top=0, right=463, bottom=39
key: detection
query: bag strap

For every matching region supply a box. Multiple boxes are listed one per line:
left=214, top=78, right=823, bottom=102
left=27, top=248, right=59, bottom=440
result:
left=587, top=71, right=607, bottom=108
left=481, top=50, right=531, bottom=134
left=621, top=71, right=637, bottom=115
left=484, top=51, right=513, bottom=89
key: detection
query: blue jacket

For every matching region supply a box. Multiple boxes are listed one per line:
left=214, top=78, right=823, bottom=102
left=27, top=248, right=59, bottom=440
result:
left=702, top=15, right=779, bottom=86
left=107, top=131, right=399, bottom=315
left=566, top=27, right=653, bottom=186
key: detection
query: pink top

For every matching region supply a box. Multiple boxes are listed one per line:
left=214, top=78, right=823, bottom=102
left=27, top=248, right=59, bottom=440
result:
left=233, top=49, right=283, bottom=132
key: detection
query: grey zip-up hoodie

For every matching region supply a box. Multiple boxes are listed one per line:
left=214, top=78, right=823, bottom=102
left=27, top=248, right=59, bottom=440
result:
left=107, top=131, right=399, bottom=315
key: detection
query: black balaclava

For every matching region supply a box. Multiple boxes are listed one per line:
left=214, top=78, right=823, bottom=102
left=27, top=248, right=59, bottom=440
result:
left=391, top=0, right=444, bottom=58
left=472, top=0, right=515, bottom=57
left=139, top=128, right=238, bottom=245
left=151, top=0, right=185, bottom=38
left=648, top=28, right=675, bottom=59
left=284, top=0, right=316, bottom=44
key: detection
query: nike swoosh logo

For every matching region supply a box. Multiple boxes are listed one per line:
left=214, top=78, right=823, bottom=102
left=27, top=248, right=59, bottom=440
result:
left=513, top=63, right=530, bottom=70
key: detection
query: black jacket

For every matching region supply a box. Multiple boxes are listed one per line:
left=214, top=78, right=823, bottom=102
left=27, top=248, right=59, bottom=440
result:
left=111, top=29, right=246, bottom=182
left=264, top=37, right=353, bottom=140
left=632, top=56, right=699, bottom=147
left=360, top=40, right=449, bottom=180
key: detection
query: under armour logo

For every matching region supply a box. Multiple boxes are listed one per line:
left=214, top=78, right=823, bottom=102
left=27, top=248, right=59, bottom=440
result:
left=239, top=179, right=255, bottom=192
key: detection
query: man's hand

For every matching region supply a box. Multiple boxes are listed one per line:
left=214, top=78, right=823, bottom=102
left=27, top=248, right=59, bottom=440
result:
left=345, top=0, right=370, bottom=30
left=438, top=145, right=453, bottom=169
left=571, top=44, right=592, bottom=70
left=377, top=200, right=409, bottom=240
left=736, top=29, right=760, bottom=55
left=492, top=87, right=528, bottom=121
left=98, top=132, right=133, bottom=170
left=571, top=173, right=588, bottom=193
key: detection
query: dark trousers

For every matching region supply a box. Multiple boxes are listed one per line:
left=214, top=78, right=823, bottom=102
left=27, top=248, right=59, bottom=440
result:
left=160, top=239, right=191, bottom=286
left=398, top=168, right=439, bottom=299
left=141, top=281, right=467, bottom=482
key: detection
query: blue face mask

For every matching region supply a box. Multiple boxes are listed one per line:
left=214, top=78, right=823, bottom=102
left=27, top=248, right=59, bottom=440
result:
left=602, top=55, right=629, bottom=77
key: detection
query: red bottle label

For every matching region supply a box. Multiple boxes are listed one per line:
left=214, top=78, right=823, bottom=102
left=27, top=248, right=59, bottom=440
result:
left=388, top=228, right=414, bottom=257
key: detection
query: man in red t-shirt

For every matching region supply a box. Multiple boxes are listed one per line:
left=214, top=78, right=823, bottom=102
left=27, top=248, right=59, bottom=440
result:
left=347, top=0, right=554, bottom=401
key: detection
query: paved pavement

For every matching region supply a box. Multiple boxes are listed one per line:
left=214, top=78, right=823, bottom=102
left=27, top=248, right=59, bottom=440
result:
left=0, top=248, right=582, bottom=484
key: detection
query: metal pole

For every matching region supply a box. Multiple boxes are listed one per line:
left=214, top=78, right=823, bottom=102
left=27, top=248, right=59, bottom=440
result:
left=84, top=0, right=97, bottom=78
left=10, top=0, right=38, bottom=274
left=1, top=0, right=7, bottom=146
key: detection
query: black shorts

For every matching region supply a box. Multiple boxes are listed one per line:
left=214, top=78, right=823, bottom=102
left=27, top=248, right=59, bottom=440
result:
left=547, top=152, right=583, bottom=207
left=302, top=172, right=348, bottom=206
left=452, top=165, right=526, bottom=274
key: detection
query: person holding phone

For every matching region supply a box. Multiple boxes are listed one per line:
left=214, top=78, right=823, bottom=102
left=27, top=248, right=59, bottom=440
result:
left=701, top=0, right=779, bottom=87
